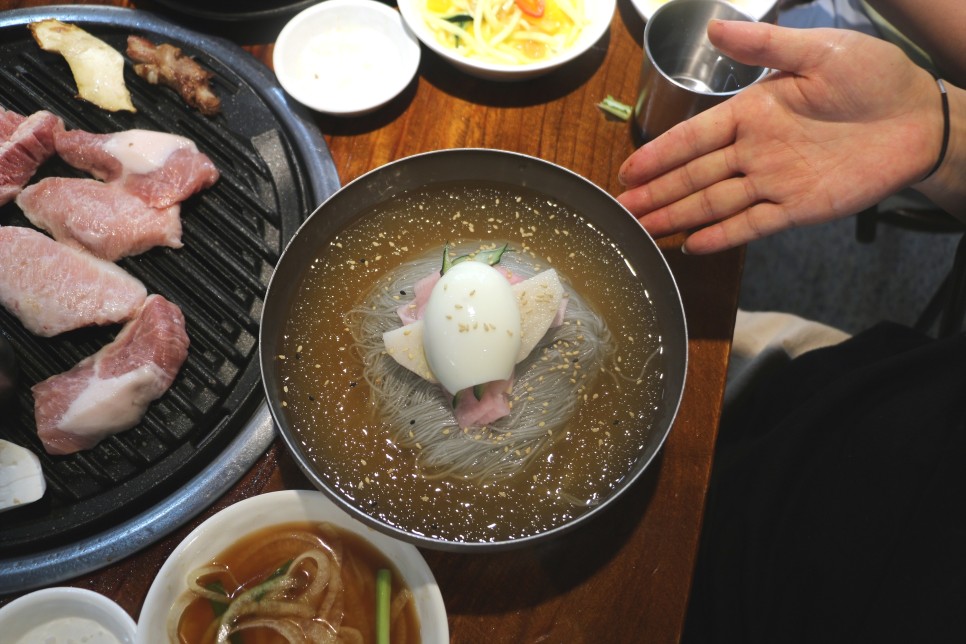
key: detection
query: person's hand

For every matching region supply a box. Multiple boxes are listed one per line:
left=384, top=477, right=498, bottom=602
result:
left=616, top=20, right=945, bottom=254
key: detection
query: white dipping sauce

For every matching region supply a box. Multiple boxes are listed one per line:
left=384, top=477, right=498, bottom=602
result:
left=296, top=27, right=402, bottom=110
left=15, top=616, right=120, bottom=644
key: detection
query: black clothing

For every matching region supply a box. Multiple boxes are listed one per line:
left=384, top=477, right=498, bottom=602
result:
left=684, top=323, right=966, bottom=644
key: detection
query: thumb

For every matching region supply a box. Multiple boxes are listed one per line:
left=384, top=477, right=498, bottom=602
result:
left=707, top=20, right=830, bottom=74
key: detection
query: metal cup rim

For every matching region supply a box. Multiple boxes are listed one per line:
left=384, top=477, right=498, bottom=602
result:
left=643, top=0, right=768, bottom=97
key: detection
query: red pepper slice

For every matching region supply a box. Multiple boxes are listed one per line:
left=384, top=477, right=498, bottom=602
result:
left=515, top=0, right=546, bottom=18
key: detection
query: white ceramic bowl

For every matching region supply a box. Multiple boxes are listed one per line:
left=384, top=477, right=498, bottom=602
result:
left=0, top=587, right=137, bottom=643
left=136, top=489, right=448, bottom=643
left=273, top=0, right=421, bottom=115
left=630, top=0, right=778, bottom=21
left=398, top=0, right=616, bottom=81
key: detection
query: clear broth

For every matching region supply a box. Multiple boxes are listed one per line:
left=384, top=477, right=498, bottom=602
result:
left=274, top=181, right=668, bottom=542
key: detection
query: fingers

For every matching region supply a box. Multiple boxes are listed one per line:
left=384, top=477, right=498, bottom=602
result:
left=617, top=144, right=741, bottom=215
left=636, top=174, right=762, bottom=238
left=681, top=201, right=791, bottom=254
left=618, top=102, right=738, bottom=188
left=707, top=20, right=840, bottom=75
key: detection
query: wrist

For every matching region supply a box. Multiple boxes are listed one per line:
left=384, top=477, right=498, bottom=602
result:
left=919, top=79, right=949, bottom=182
left=914, top=80, right=966, bottom=219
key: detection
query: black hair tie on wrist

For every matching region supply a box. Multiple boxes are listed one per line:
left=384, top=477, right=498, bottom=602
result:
left=922, top=78, right=950, bottom=181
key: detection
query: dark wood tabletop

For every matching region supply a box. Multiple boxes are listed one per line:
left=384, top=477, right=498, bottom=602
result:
left=0, top=1, right=742, bottom=641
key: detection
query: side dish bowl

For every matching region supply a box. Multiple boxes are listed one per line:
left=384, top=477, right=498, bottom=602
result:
left=136, top=490, right=448, bottom=643
left=260, top=149, right=688, bottom=552
left=0, top=587, right=136, bottom=643
left=397, top=0, right=616, bottom=80
left=273, top=0, right=420, bottom=115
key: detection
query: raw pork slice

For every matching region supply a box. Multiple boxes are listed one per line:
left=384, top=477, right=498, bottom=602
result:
left=17, top=177, right=182, bottom=261
left=0, top=108, right=26, bottom=138
left=33, top=295, right=190, bottom=455
left=54, top=128, right=219, bottom=207
left=0, top=108, right=63, bottom=206
left=0, top=226, right=147, bottom=336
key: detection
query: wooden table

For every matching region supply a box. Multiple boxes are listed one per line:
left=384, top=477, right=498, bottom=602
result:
left=0, top=1, right=743, bottom=641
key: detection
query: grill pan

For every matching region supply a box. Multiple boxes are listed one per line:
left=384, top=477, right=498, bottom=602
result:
left=133, top=0, right=321, bottom=44
left=0, top=6, right=339, bottom=592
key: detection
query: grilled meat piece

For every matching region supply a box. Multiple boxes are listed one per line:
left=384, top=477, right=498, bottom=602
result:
left=126, top=35, right=221, bottom=116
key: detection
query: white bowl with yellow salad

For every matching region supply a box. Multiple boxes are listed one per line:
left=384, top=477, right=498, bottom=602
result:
left=397, top=0, right=615, bottom=80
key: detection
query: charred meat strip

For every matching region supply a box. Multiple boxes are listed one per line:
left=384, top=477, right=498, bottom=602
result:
left=126, top=35, right=221, bottom=116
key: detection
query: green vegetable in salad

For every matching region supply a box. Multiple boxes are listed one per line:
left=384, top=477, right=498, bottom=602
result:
left=445, top=14, right=473, bottom=46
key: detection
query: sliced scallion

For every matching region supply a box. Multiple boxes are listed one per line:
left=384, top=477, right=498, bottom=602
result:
left=597, top=95, right=633, bottom=121
left=376, top=568, right=392, bottom=644
left=441, top=242, right=511, bottom=274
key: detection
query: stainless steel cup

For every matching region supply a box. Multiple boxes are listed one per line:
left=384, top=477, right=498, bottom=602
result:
left=634, top=0, right=768, bottom=142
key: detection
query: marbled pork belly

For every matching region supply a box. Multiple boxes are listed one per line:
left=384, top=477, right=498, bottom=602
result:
left=0, top=226, right=147, bottom=336
left=33, top=295, right=190, bottom=455
left=17, top=177, right=182, bottom=261
left=0, top=108, right=63, bottom=206
left=54, top=128, right=219, bottom=208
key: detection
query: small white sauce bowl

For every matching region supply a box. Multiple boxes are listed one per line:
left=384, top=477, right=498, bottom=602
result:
left=0, top=587, right=137, bottom=644
left=630, top=0, right=779, bottom=21
left=273, top=0, right=421, bottom=116
left=136, top=489, right=448, bottom=644
left=398, top=0, right=616, bottom=81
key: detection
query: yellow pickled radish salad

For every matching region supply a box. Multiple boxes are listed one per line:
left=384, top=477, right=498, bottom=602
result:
left=420, top=0, right=588, bottom=64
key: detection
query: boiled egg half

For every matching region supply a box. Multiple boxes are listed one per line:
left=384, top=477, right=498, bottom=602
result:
left=421, top=261, right=522, bottom=393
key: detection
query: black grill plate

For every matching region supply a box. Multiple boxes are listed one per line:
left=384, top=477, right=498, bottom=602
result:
left=0, top=6, right=339, bottom=592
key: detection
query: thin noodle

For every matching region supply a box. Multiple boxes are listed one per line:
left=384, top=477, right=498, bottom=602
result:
left=348, top=244, right=613, bottom=483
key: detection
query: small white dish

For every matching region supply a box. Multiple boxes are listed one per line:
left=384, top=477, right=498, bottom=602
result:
left=630, top=0, right=778, bottom=21
left=273, top=0, right=421, bottom=116
left=136, top=489, right=448, bottom=643
left=0, top=586, right=137, bottom=643
left=398, top=0, right=616, bottom=81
